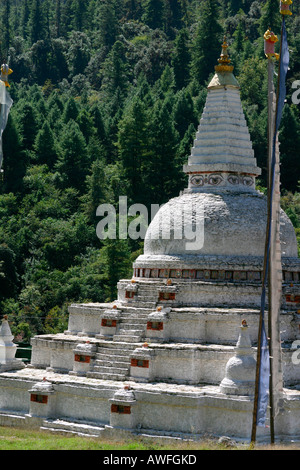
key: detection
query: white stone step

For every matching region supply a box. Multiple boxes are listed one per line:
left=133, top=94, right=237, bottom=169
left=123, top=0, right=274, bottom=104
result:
left=87, top=371, right=128, bottom=381
left=94, top=360, right=130, bottom=368
left=96, top=353, right=130, bottom=362
left=119, top=323, right=145, bottom=331
left=42, top=419, right=105, bottom=437
left=93, top=365, right=129, bottom=374
left=113, top=334, right=143, bottom=343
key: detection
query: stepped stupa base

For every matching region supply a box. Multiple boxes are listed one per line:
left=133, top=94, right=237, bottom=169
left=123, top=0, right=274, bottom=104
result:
left=0, top=296, right=299, bottom=442
left=0, top=366, right=300, bottom=443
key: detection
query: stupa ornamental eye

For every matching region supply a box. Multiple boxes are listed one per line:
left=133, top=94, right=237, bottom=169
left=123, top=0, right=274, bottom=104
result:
left=190, top=175, right=204, bottom=186
left=228, top=175, right=240, bottom=185
left=242, top=176, right=254, bottom=186
left=208, top=174, right=223, bottom=185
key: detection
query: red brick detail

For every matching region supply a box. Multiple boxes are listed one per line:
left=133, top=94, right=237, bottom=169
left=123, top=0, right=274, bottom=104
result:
left=131, top=358, right=149, bottom=368
left=125, top=291, right=135, bottom=299
left=147, top=321, right=163, bottom=331
left=101, top=319, right=117, bottom=327
left=159, top=292, right=175, bottom=301
left=74, top=354, right=91, bottom=363
left=111, top=404, right=131, bottom=414
left=30, top=394, right=48, bottom=404
left=286, top=295, right=300, bottom=303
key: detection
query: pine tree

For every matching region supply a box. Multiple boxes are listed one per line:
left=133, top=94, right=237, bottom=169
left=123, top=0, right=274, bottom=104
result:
left=60, top=0, right=73, bottom=36
left=81, top=159, right=108, bottom=224
left=101, top=40, right=129, bottom=98
left=99, top=236, right=132, bottom=301
left=117, top=97, right=150, bottom=204
left=55, top=0, right=61, bottom=38
left=173, top=89, right=198, bottom=139
left=28, top=0, right=45, bottom=44
left=34, top=121, right=58, bottom=169
left=279, top=105, right=300, bottom=192
left=1, top=0, right=10, bottom=60
left=2, top=114, right=27, bottom=193
left=20, top=0, right=30, bottom=39
left=259, top=0, right=282, bottom=35
left=172, top=28, right=191, bottom=90
left=142, top=0, right=165, bottom=30
left=164, top=0, right=185, bottom=36
left=62, top=97, right=79, bottom=124
left=190, top=0, right=223, bottom=86
left=96, top=0, right=119, bottom=50
left=17, top=101, right=38, bottom=151
left=71, top=0, right=86, bottom=31
left=146, top=99, right=179, bottom=204
left=56, top=120, right=89, bottom=191
left=229, top=0, right=243, bottom=16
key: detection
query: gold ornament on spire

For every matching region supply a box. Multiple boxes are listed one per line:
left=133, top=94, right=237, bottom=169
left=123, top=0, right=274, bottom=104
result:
left=215, top=36, right=234, bottom=73
left=264, top=29, right=279, bottom=60
left=0, top=64, right=13, bottom=87
left=280, top=0, right=292, bottom=15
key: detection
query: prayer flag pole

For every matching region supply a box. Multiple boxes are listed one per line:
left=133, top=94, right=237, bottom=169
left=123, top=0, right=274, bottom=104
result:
left=251, top=0, right=292, bottom=444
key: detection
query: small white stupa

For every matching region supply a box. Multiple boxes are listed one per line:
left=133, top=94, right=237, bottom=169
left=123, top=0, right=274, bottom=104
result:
left=0, top=316, right=25, bottom=372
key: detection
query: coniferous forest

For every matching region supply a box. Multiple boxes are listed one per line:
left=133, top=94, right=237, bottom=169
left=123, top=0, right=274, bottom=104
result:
left=0, top=0, right=299, bottom=341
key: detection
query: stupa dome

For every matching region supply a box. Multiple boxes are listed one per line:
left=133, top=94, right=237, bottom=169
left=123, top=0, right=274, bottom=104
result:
left=134, top=39, right=299, bottom=276
left=141, top=191, right=297, bottom=259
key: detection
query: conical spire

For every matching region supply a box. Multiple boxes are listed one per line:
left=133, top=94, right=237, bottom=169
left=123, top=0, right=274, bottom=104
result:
left=183, top=38, right=261, bottom=192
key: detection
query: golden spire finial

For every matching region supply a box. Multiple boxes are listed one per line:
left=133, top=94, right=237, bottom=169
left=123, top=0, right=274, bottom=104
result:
left=263, top=28, right=279, bottom=60
left=1, top=64, right=13, bottom=87
left=215, top=36, right=234, bottom=73
left=280, top=0, right=292, bottom=15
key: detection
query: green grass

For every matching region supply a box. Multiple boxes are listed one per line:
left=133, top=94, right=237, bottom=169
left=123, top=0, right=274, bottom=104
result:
left=0, top=426, right=240, bottom=451
left=0, top=426, right=299, bottom=450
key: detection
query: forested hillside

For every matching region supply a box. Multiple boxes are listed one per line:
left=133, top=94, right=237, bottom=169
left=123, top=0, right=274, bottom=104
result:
left=0, top=0, right=299, bottom=341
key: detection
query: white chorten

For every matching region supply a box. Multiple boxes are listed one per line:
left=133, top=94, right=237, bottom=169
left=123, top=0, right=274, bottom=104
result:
left=0, top=39, right=299, bottom=443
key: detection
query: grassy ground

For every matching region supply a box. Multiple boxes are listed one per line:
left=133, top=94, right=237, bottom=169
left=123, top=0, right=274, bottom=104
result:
left=0, top=426, right=299, bottom=451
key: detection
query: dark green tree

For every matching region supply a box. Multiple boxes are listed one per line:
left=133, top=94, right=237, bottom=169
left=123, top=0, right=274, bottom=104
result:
left=55, top=120, right=89, bottom=191
left=17, top=101, right=38, bottom=151
left=81, top=158, right=108, bottom=225
left=117, top=96, right=150, bottom=204
left=172, top=28, right=191, bottom=90
left=28, top=0, right=46, bottom=44
left=71, top=0, right=87, bottom=31
left=2, top=114, right=27, bottom=193
left=101, top=40, right=129, bottom=99
left=60, top=0, right=73, bottom=36
left=229, top=0, right=243, bottom=16
left=55, top=0, right=61, bottom=38
left=96, top=0, right=119, bottom=50
left=145, top=99, right=179, bottom=204
left=259, top=0, right=282, bottom=35
left=34, top=121, right=58, bottom=168
left=0, top=245, right=18, bottom=300
left=142, top=0, right=165, bottom=30
left=99, top=236, right=132, bottom=301
left=1, top=0, right=10, bottom=60
left=279, top=105, right=300, bottom=192
left=20, top=0, right=30, bottom=39
left=173, top=89, right=198, bottom=139
left=190, top=0, right=223, bottom=86
left=66, top=31, right=91, bottom=78
left=62, top=97, right=79, bottom=124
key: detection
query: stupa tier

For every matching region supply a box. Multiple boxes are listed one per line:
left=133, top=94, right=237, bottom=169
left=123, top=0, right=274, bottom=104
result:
left=183, top=37, right=261, bottom=193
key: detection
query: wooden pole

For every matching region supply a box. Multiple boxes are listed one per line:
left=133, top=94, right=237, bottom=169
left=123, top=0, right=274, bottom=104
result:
left=267, top=57, right=275, bottom=445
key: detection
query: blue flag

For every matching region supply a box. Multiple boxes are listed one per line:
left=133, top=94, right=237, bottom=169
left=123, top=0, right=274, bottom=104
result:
left=257, top=315, right=270, bottom=427
left=275, top=18, right=290, bottom=133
